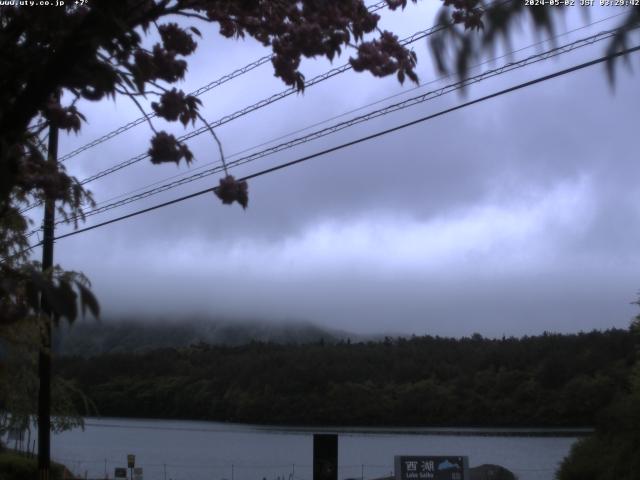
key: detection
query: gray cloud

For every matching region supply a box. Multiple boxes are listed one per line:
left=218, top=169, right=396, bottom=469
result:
left=45, top=6, right=640, bottom=336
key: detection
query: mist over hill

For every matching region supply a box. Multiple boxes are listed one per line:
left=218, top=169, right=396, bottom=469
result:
left=53, top=317, right=361, bottom=357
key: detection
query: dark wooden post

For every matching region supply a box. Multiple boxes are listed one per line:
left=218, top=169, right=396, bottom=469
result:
left=38, top=118, right=59, bottom=480
left=313, top=434, right=338, bottom=480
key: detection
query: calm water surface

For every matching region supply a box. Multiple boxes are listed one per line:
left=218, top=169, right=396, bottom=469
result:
left=50, top=418, right=580, bottom=480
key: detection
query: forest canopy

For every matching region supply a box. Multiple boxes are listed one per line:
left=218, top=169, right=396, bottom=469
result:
left=55, top=328, right=636, bottom=427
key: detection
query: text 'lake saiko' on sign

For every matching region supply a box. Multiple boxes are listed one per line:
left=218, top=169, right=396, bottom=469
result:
left=394, top=456, right=468, bottom=480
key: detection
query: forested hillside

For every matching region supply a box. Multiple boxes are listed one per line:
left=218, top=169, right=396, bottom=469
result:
left=56, top=329, right=636, bottom=427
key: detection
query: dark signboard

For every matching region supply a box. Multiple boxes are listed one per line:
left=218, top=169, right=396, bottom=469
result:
left=313, top=434, right=338, bottom=480
left=394, top=456, right=468, bottom=480
left=114, top=467, right=127, bottom=478
left=133, top=467, right=144, bottom=480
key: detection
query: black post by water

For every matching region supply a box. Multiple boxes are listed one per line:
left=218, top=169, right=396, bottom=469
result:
left=37, top=119, right=59, bottom=480
left=313, top=434, right=338, bottom=480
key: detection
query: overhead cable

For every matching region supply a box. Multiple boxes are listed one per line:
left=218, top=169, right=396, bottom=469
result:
left=17, top=1, right=401, bottom=215
left=55, top=0, right=399, bottom=164
left=73, top=22, right=450, bottom=187
left=87, top=11, right=630, bottom=211
left=20, top=0, right=516, bottom=216
left=8, top=44, right=639, bottom=263
left=41, top=45, right=639, bottom=246
left=56, top=28, right=627, bottom=226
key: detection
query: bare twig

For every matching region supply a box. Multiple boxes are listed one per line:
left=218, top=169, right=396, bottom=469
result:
left=173, top=11, right=211, bottom=22
left=196, top=112, right=227, bottom=175
left=123, top=88, right=158, bottom=134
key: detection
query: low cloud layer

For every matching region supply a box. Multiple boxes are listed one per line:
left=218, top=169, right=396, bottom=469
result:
left=44, top=6, right=640, bottom=336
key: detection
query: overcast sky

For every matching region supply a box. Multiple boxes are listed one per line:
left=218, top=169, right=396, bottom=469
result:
left=34, top=3, right=640, bottom=337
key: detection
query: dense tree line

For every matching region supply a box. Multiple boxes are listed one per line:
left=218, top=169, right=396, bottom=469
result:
left=55, top=329, right=637, bottom=427
left=557, top=319, right=640, bottom=480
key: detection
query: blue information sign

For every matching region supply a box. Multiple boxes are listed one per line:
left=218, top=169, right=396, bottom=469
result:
left=394, top=456, right=468, bottom=480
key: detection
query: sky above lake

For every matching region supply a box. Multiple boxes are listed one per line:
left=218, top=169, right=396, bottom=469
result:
left=35, top=3, right=640, bottom=337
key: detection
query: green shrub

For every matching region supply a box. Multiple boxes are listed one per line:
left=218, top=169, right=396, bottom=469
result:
left=557, top=434, right=640, bottom=480
left=0, top=453, right=38, bottom=480
left=0, top=452, right=68, bottom=480
left=557, top=361, right=640, bottom=480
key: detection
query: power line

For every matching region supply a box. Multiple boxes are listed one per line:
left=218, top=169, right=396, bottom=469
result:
left=86, top=11, right=629, bottom=211
left=20, top=0, right=520, bottom=216
left=55, top=28, right=626, bottom=226
left=16, top=16, right=635, bottom=242
left=58, top=54, right=273, bottom=163
left=16, top=1, right=402, bottom=216
left=72, top=22, right=450, bottom=187
left=43, top=45, right=639, bottom=246
left=55, top=0, right=396, bottom=164
left=2, top=36, right=630, bottom=265
left=18, top=21, right=447, bottom=216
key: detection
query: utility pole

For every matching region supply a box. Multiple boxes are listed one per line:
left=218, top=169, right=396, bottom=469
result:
left=38, top=115, right=59, bottom=480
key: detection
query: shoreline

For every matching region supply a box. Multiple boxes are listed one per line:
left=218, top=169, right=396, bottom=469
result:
left=79, top=417, right=594, bottom=437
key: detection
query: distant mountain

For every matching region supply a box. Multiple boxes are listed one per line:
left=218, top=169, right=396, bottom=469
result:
left=53, top=317, right=358, bottom=357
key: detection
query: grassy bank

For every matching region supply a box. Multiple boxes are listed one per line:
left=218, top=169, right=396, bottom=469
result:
left=0, top=451, right=74, bottom=480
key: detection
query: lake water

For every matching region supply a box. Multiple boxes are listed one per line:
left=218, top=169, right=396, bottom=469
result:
left=47, top=418, right=581, bottom=480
